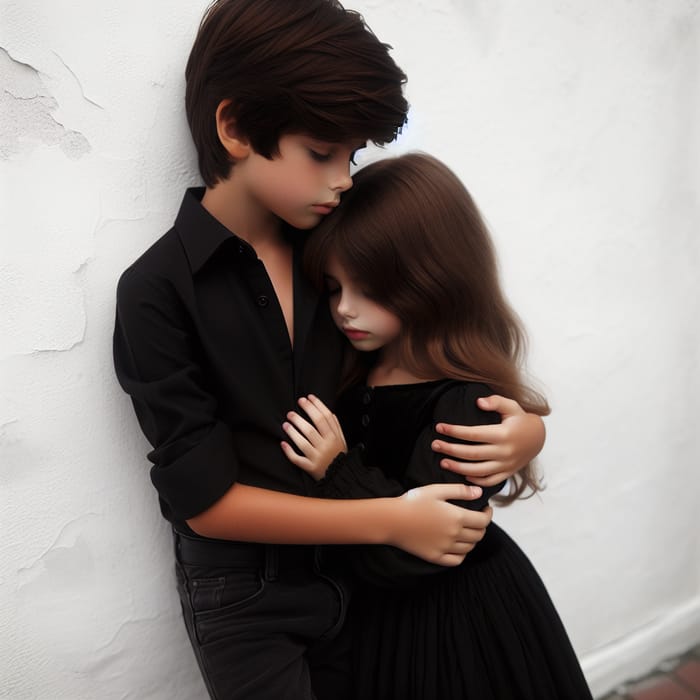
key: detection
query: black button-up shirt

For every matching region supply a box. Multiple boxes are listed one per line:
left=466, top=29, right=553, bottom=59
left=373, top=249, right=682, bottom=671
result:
left=113, top=188, right=344, bottom=531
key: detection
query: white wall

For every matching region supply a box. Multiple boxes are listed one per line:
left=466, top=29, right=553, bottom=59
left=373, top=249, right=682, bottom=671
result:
left=1, top=1, right=698, bottom=698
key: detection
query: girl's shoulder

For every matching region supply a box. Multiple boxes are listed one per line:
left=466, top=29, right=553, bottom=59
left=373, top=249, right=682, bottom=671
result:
left=430, top=380, right=500, bottom=427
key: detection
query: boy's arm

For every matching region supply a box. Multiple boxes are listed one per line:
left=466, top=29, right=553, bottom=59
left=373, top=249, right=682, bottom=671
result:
left=114, top=266, right=240, bottom=521
left=433, top=395, right=546, bottom=486
left=187, top=481, right=490, bottom=566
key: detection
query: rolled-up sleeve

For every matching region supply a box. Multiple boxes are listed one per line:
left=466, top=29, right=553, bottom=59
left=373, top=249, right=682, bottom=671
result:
left=114, top=266, right=239, bottom=521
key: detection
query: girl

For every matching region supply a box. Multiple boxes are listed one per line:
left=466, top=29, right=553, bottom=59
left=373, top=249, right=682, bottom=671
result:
left=280, top=153, right=593, bottom=699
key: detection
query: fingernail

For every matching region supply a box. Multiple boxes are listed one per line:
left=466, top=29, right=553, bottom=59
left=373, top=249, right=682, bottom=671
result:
left=469, top=485, right=483, bottom=497
left=435, top=424, right=445, bottom=434
left=432, top=440, right=441, bottom=450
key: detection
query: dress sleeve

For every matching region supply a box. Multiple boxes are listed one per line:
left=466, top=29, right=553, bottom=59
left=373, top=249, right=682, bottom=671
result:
left=403, top=382, right=504, bottom=510
left=113, top=267, right=239, bottom=521
left=316, top=382, right=504, bottom=587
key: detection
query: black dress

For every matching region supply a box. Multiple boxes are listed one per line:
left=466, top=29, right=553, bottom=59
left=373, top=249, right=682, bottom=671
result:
left=316, top=379, right=593, bottom=700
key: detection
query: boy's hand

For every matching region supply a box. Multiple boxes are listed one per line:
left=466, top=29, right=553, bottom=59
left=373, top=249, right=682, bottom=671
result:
left=281, top=395, right=347, bottom=480
left=432, top=395, right=546, bottom=487
left=391, top=484, right=492, bottom=566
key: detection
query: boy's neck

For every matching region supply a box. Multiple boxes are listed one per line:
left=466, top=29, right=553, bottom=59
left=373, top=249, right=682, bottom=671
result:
left=201, top=180, right=285, bottom=250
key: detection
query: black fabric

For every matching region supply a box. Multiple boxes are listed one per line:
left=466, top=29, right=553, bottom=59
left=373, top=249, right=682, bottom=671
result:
left=174, top=529, right=317, bottom=573
left=321, top=379, right=593, bottom=700
left=174, top=533, right=353, bottom=700
left=113, top=189, right=350, bottom=698
left=319, top=380, right=504, bottom=586
left=113, top=188, right=344, bottom=529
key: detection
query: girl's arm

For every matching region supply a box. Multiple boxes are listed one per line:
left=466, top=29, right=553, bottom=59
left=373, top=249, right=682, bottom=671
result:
left=433, top=395, right=545, bottom=486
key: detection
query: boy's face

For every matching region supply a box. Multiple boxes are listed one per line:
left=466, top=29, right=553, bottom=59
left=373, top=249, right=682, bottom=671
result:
left=238, top=134, right=362, bottom=230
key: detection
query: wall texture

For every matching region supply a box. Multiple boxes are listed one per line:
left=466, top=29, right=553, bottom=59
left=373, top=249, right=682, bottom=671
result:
left=1, top=1, right=698, bottom=698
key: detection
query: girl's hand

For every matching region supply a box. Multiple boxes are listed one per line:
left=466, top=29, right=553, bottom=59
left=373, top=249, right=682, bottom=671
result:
left=391, top=484, right=491, bottom=566
left=432, top=395, right=546, bottom=487
left=281, top=394, right=347, bottom=480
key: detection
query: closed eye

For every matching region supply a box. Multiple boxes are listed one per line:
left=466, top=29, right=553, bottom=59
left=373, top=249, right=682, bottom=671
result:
left=308, top=149, right=331, bottom=163
left=323, top=274, right=341, bottom=296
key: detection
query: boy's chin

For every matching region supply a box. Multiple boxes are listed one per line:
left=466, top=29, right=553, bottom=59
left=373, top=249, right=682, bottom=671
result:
left=278, top=213, right=320, bottom=230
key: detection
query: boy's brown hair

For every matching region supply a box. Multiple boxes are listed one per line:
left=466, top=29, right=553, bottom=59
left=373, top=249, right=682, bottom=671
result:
left=186, top=0, right=408, bottom=187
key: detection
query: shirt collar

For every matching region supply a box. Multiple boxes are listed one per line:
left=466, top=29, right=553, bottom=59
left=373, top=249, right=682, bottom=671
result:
left=174, top=187, right=255, bottom=273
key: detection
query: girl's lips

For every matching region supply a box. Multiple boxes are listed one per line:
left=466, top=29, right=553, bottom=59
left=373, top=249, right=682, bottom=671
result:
left=344, top=328, right=369, bottom=340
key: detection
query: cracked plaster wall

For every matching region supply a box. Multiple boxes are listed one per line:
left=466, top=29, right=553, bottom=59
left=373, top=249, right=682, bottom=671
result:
left=1, top=1, right=698, bottom=698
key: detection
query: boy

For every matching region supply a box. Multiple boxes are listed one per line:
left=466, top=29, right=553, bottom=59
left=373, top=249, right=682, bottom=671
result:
left=113, top=1, right=545, bottom=698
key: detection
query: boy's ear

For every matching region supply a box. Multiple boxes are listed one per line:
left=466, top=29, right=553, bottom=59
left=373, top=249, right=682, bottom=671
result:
left=215, top=99, right=251, bottom=160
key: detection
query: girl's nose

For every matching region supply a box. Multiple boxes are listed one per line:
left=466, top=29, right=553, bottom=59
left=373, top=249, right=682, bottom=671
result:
left=337, top=295, right=357, bottom=318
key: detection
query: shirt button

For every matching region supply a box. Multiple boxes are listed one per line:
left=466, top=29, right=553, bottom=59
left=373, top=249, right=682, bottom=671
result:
left=362, top=391, right=372, bottom=405
left=361, top=414, right=370, bottom=427
left=256, top=295, right=269, bottom=307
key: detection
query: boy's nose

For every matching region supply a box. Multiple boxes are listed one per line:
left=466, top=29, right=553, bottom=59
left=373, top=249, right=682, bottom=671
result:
left=331, top=166, right=353, bottom=193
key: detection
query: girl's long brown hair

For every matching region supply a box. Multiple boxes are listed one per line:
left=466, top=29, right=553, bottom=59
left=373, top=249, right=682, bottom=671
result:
left=304, top=152, right=550, bottom=503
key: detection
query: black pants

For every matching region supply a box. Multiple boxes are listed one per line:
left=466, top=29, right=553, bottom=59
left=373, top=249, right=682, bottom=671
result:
left=174, top=531, right=353, bottom=700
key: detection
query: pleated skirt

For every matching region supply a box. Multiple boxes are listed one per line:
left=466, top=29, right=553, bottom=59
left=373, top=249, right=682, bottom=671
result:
left=351, top=523, right=593, bottom=700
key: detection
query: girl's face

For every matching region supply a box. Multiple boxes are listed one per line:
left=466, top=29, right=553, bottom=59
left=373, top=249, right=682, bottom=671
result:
left=324, top=255, right=402, bottom=355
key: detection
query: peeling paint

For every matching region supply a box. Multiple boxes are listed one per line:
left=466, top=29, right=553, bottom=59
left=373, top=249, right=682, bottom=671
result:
left=17, top=341, right=86, bottom=356
left=0, top=418, right=19, bottom=444
left=16, top=535, right=95, bottom=594
left=91, top=615, right=166, bottom=658
left=0, top=48, right=91, bottom=160
left=2, top=308, right=87, bottom=358
left=1, top=255, right=89, bottom=357
left=52, top=50, right=104, bottom=110
left=0, top=46, right=42, bottom=78
left=17, top=514, right=101, bottom=580
left=72, top=258, right=93, bottom=276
